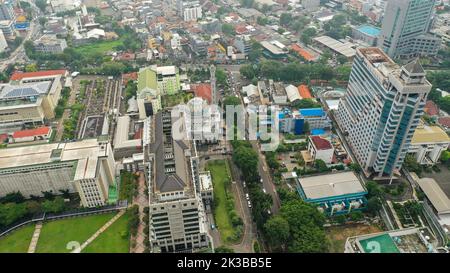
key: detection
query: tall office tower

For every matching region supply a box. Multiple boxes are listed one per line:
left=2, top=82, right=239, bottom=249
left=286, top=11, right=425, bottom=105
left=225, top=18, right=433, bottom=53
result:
left=0, top=1, right=14, bottom=21
left=378, top=0, right=441, bottom=59
left=335, top=48, right=431, bottom=178
left=147, top=111, right=208, bottom=252
left=0, top=29, right=7, bottom=53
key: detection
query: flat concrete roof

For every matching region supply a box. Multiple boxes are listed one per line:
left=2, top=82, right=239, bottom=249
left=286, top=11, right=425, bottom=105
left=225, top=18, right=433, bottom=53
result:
left=298, top=172, right=366, bottom=200
left=314, top=36, right=356, bottom=58
left=417, top=178, right=450, bottom=215
left=0, top=138, right=109, bottom=180
left=411, top=124, right=450, bottom=144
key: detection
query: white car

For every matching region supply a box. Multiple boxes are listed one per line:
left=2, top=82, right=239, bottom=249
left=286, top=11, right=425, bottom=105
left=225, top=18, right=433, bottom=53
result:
left=260, top=178, right=263, bottom=183
left=247, top=201, right=252, bottom=208
left=262, top=188, right=267, bottom=194
left=243, top=181, right=246, bottom=188
left=267, top=209, right=271, bottom=215
left=245, top=193, right=250, bottom=200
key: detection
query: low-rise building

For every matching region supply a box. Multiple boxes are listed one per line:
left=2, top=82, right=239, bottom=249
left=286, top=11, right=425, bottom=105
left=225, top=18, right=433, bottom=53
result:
left=33, top=34, right=68, bottom=54
left=9, top=126, right=52, bottom=144
left=408, top=123, right=450, bottom=165
left=199, top=171, right=213, bottom=206
left=299, top=108, right=332, bottom=130
left=0, top=73, right=63, bottom=131
left=307, top=135, right=334, bottom=164
left=295, top=171, right=367, bottom=215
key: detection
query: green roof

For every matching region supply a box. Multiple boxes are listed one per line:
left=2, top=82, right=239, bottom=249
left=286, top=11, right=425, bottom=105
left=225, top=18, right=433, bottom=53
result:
left=359, top=234, right=400, bottom=253
left=108, top=183, right=118, bottom=204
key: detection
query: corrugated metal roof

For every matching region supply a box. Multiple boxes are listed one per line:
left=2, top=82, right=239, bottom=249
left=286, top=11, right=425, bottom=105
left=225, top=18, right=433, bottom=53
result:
left=417, top=178, right=450, bottom=215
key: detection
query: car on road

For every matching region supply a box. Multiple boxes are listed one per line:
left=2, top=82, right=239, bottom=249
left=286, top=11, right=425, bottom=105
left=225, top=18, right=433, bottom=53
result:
left=267, top=209, right=271, bottom=215
left=245, top=193, right=250, bottom=200
left=262, top=188, right=267, bottom=194
left=260, top=178, right=263, bottom=183
left=243, top=181, right=246, bottom=188
left=247, top=201, right=252, bottom=208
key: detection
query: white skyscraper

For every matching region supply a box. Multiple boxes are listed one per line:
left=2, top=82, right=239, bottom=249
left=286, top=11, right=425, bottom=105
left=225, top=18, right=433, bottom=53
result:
left=378, top=0, right=441, bottom=59
left=335, top=48, right=431, bottom=178
left=0, top=29, right=7, bottom=53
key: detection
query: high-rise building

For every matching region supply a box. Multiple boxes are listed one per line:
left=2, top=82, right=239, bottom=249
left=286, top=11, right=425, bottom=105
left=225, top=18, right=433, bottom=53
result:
left=0, top=29, right=7, bottom=52
left=0, top=2, right=14, bottom=21
left=146, top=110, right=208, bottom=252
left=378, top=0, right=441, bottom=59
left=335, top=48, right=431, bottom=178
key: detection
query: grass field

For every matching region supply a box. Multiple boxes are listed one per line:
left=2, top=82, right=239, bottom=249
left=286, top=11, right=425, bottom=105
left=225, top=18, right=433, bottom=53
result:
left=82, top=212, right=130, bottom=253
left=206, top=160, right=235, bottom=244
left=0, top=224, right=35, bottom=253
left=74, top=38, right=124, bottom=56
left=36, top=213, right=116, bottom=253
left=326, top=224, right=383, bottom=253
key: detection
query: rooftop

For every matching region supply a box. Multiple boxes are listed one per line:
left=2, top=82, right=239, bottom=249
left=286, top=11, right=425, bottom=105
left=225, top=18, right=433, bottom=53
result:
left=411, top=123, right=450, bottom=144
left=10, top=70, right=66, bottom=81
left=299, top=108, right=324, bottom=117
left=359, top=234, right=400, bottom=253
left=0, top=138, right=110, bottom=180
left=313, top=36, right=356, bottom=58
left=12, top=126, right=51, bottom=139
left=417, top=178, right=450, bottom=215
left=298, top=172, right=366, bottom=200
left=0, top=81, right=52, bottom=100
left=310, top=136, right=333, bottom=150
left=298, top=85, right=313, bottom=99
left=356, top=25, right=381, bottom=37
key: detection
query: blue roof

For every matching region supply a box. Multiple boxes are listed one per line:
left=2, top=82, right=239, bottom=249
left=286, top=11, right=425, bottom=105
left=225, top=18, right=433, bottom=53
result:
left=357, top=25, right=381, bottom=37
left=299, top=108, right=324, bottom=117
left=311, top=129, right=325, bottom=136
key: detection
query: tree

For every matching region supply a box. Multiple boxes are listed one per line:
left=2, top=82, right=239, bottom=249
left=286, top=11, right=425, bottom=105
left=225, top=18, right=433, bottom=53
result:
left=264, top=215, right=290, bottom=250
left=38, top=17, right=48, bottom=26
left=223, top=96, right=241, bottom=107
left=367, top=197, right=382, bottom=214
left=25, top=63, right=38, bottom=72
left=35, top=0, right=47, bottom=13
left=42, top=197, right=66, bottom=213
left=280, top=13, right=292, bottom=26
left=280, top=199, right=328, bottom=252
left=292, top=98, right=321, bottom=109
left=222, top=24, right=235, bottom=36
left=303, top=121, right=310, bottom=134
left=0, top=203, right=28, bottom=227
left=314, top=159, right=328, bottom=172
left=215, top=246, right=234, bottom=253
left=300, top=28, right=317, bottom=45
left=440, top=150, right=450, bottom=163
left=0, top=191, right=25, bottom=204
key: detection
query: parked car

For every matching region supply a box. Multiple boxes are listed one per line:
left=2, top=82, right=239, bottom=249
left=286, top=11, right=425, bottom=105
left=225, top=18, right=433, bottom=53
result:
left=247, top=201, right=252, bottom=208
left=262, top=188, right=267, bottom=194
left=245, top=193, right=250, bottom=200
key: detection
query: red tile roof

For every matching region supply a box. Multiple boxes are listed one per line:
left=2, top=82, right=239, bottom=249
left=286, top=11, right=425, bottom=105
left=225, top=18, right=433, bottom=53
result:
left=12, top=127, right=51, bottom=139
left=291, top=44, right=315, bottom=61
left=193, top=84, right=212, bottom=104
left=122, top=72, right=138, bottom=85
left=438, top=117, right=450, bottom=128
left=425, top=100, right=439, bottom=116
left=310, top=136, right=332, bottom=150
left=235, top=25, right=248, bottom=34
left=298, top=85, right=313, bottom=99
left=10, top=70, right=66, bottom=81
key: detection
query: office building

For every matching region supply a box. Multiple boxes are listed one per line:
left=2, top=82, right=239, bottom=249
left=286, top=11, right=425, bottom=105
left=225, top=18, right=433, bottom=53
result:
left=147, top=111, right=208, bottom=252
left=33, top=34, right=68, bottom=54
left=378, top=0, right=441, bottom=59
left=0, top=72, right=63, bottom=131
left=0, top=28, right=6, bottom=52
left=335, top=48, right=431, bottom=178
left=295, top=172, right=367, bottom=216
left=0, top=138, right=116, bottom=208
left=0, top=2, right=14, bottom=21
left=408, top=121, right=450, bottom=165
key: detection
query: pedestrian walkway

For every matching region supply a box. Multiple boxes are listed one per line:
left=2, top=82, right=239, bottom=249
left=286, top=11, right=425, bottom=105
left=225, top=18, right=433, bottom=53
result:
left=27, top=222, right=42, bottom=253
left=71, top=210, right=126, bottom=253
left=130, top=172, right=149, bottom=253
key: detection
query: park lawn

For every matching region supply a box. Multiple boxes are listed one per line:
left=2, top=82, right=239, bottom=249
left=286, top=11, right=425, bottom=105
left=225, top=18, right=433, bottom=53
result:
left=74, top=38, right=124, bottom=56
left=36, top=213, right=116, bottom=253
left=82, top=211, right=130, bottom=253
left=0, top=224, right=35, bottom=253
left=326, top=224, right=383, bottom=253
left=206, top=160, right=235, bottom=244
